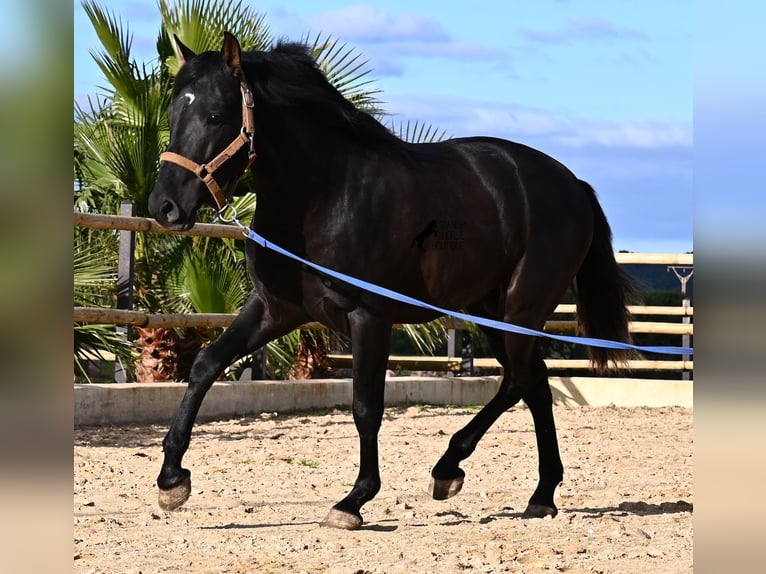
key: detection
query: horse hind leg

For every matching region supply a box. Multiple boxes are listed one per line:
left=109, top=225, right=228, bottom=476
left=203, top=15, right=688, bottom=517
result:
left=520, top=351, right=563, bottom=518
left=429, top=319, right=514, bottom=500
left=430, top=328, right=562, bottom=517
left=429, top=379, right=525, bottom=502
left=430, top=258, right=571, bottom=518
left=429, top=325, right=526, bottom=501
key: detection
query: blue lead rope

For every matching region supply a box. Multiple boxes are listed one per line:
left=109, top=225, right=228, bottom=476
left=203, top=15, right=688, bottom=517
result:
left=240, top=226, right=693, bottom=356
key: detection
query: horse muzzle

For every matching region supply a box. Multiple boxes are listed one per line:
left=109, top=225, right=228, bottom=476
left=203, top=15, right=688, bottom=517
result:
left=148, top=187, right=198, bottom=230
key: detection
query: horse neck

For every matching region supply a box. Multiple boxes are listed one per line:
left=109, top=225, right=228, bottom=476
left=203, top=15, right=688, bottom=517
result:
left=252, top=107, right=363, bottom=202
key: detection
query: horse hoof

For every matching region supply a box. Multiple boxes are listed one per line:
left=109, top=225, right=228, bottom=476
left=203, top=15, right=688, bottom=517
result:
left=158, top=477, right=191, bottom=511
left=523, top=503, right=558, bottom=519
left=429, top=476, right=464, bottom=500
left=321, top=508, right=363, bottom=530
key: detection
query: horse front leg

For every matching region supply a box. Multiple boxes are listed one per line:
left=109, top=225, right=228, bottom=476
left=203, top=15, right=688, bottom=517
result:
left=157, top=293, right=304, bottom=511
left=321, top=310, right=392, bottom=530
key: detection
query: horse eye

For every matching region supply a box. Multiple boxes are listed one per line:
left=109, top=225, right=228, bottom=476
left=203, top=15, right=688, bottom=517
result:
left=207, top=113, right=223, bottom=125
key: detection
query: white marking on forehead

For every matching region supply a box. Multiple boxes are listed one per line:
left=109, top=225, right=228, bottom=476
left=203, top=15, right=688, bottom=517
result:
left=184, top=92, right=196, bottom=105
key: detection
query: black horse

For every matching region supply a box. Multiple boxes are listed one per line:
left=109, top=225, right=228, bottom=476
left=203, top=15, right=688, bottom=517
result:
left=148, top=33, right=635, bottom=530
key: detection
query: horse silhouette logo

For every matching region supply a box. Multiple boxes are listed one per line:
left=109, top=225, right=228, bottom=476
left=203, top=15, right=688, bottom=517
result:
left=411, top=220, right=438, bottom=250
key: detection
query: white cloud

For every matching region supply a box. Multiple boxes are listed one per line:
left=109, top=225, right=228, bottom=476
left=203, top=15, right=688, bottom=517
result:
left=305, top=4, right=505, bottom=69
left=307, top=4, right=448, bottom=43
left=551, top=119, right=692, bottom=150
left=522, top=17, right=647, bottom=45
left=385, top=95, right=691, bottom=151
left=385, top=40, right=504, bottom=60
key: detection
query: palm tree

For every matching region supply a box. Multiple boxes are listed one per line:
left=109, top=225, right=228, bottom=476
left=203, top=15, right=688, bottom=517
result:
left=74, top=228, right=133, bottom=381
left=74, top=0, right=447, bottom=381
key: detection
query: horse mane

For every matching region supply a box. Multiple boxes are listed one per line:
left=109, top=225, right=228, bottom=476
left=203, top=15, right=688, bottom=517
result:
left=244, top=41, right=401, bottom=147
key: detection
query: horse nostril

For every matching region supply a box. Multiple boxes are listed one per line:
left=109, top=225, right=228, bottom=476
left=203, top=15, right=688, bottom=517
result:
left=160, top=200, right=179, bottom=223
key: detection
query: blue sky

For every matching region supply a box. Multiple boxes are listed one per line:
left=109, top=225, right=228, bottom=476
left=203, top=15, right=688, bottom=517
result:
left=74, top=0, right=694, bottom=252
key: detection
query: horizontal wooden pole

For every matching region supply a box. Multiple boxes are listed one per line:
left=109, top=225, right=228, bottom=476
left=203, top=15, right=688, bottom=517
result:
left=81, top=350, right=692, bottom=373
left=327, top=354, right=693, bottom=372
left=74, top=307, right=692, bottom=335
left=628, top=321, right=693, bottom=335
left=75, top=213, right=694, bottom=266
left=74, top=307, right=237, bottom=328
left=627, top=305, right=694, bottom=317
left=74, top=211, right=246, bottom=240
left=553, top=304, right=693, bottom=316
left=543, top=320, right=695, bottom=335
left=614, top=252, right=693, bottom=265
left=386, top=356, right=462, bottom=371
left=528, top=359, right=692, bottom=371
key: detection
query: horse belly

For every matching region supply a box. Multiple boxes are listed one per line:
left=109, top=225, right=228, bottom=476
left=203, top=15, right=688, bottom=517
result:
left=417, top=241, right=510, bottom=310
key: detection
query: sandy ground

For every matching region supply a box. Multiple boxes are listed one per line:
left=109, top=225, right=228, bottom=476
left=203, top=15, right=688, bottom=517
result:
left=74, top=404, right=692, bottom=573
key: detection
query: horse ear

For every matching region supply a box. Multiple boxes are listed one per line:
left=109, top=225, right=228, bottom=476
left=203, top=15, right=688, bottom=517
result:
left=174, top=35, right=196, bottom=68
left=221, top=31, right=243, bottom=76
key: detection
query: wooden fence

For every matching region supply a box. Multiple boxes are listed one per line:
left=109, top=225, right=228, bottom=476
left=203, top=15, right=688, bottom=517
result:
left=74, top=210, right=693, bottom=379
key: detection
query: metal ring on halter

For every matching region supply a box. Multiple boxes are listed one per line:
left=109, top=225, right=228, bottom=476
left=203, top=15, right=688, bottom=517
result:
left=216, top=204, right=247, bottom=234
left=240, top=125, right=254, bottom=142
left=217, top=202, right=238, bottom=223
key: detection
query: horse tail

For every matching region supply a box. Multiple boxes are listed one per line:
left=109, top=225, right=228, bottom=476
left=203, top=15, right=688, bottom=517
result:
left=573, top=180, right=639, bottom=373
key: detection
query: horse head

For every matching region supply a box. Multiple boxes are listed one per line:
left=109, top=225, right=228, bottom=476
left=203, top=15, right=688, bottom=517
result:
left=149, top=33, right=255, bottom=230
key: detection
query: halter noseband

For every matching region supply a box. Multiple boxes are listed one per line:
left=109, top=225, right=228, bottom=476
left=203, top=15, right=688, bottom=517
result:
left=159, top=78, right=256, bottom=211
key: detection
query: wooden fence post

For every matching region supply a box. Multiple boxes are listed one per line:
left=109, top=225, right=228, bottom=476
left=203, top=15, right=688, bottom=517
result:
left=668, top=265, right=693, bottom=382
left=114, top=202, right=136, bottom=383
left=448, top=325, right=474, bottom=377
left=447, top=328, right=460, bottom=358
left=681, top=298, right=691, bottom=381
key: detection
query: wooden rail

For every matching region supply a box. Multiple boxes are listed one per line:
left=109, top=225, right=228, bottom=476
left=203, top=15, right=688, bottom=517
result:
left=74, top=211, right=246, bottom=240
left=73, top=307, right=237, bottom=329
left=327, top=354, right=693, bottom=372
left=75, top=212, right=693, bottom=265
left=74, top=307, right=693, bottom=336
left=553, top=304, right=693, bottom=317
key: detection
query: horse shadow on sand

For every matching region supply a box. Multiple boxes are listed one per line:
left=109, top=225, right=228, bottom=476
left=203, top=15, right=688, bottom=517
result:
left=476, top=500, right=693, bottom=524
left=201, top=500, right=691, bottom=532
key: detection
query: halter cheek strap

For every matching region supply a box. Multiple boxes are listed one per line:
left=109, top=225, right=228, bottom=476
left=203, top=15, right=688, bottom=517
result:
left=159, top=78, right=256, bottom=211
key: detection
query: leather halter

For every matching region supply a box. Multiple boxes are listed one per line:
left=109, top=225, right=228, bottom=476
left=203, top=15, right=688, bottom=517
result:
left=159, top=78, right=256, bottom=211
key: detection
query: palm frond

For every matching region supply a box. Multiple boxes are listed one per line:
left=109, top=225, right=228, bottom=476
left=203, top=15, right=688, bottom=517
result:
left=306, top=32, right=384, bottom=114
left=81, top=0, right=149, bottom=105
left=74, top=241, right=117, bottom=305
left=160, top=236, right=250, bottom=314
left=159, top=0, right=272, bottom=75
left=265, top=330, right=301, bottom=379
left=74, top=324, right=134, bottom=383
left=399, top=320, right=449, bottom=355
left=74, top=76, right=171, bottom=215
left=74, top=233, right=132, bottom=381
left=392, top=119, right=448, bottom=144
left=81, top=0, right=130, bottom=65
left=133, top=233, right=189, bottom=313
